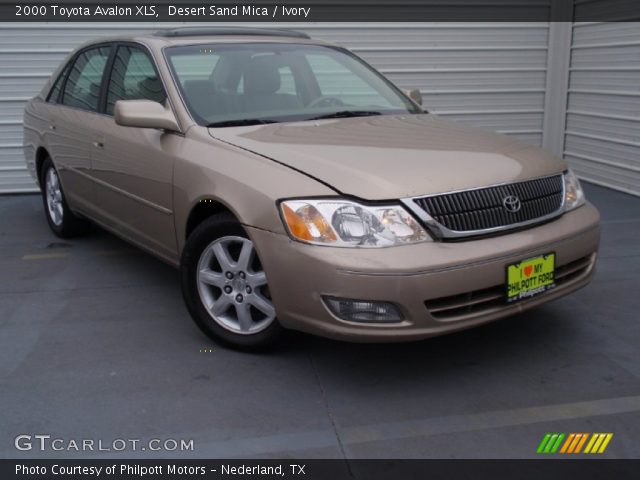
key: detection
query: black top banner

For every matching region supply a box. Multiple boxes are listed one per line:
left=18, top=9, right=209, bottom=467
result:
left=3, top=0, right=640, bottom=22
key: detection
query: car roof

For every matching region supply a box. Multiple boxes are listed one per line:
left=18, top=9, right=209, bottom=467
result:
left=154, top=27, right=310, bottom=39
left=75, top=27, right=332, bottom=50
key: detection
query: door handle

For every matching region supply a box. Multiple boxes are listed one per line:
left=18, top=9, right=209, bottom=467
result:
left=93, top=141, right=104, bottom=149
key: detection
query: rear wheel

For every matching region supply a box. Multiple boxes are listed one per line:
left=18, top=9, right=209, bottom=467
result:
left=180, top=213, right=283, bottom=350
left=40, top=157, right=89, bottom=238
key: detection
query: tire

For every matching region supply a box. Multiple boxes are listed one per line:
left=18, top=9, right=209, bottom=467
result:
left=40, top=157, right=90, bottom=238
left=180, top=212, right=283, bottom=350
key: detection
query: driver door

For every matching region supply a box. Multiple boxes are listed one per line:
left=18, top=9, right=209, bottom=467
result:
left=90, top=44, right=180, bottom=262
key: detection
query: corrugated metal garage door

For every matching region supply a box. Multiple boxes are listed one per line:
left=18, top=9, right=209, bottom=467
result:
left=0, top=22, right=550, bottom=193
left=564, top=22, right=640, bottom=196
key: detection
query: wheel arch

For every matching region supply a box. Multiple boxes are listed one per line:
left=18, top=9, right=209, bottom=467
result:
left=184, top=197, right=239, bottom=241
left=35, top=146, right=50, bottom=187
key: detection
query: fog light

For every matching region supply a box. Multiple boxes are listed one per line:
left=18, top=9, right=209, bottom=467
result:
left=323, top=296, right=403, bottom=323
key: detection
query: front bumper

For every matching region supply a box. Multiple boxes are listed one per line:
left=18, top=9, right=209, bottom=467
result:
left=247, top=202, right=600, bottom=342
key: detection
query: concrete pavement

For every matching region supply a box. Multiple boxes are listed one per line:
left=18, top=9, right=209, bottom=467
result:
left=0, top=183, right=638, bottom=459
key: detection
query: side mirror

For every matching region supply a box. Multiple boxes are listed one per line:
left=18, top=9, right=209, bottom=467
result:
left=114, top=100, right=179, bottom=132
left=404, top=88, right=423, bottom=106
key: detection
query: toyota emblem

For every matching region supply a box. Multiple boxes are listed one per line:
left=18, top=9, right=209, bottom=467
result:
left=502, top=195, right=521, bottom=213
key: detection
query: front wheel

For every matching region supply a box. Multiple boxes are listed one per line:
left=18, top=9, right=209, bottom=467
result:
left=180, top=213, right=283, bottom=350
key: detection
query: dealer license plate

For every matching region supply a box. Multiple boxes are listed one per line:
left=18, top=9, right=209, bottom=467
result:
left=506, top=253, right=556, bottom=303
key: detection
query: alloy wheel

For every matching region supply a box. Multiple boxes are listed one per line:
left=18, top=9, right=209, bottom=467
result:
left=196, top=236, right=275, bottom=334
left=45, top=167, right=63, bottom=226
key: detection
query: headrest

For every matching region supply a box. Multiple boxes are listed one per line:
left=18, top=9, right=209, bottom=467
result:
left=183, top=79, right=217, bottom=101
left=138, top=77, right=165, bottom=103
left=211, top=57, right=243, bottom=92
left=89, top=83, right=101, bottom=97
left=244, top=56, right=280, bottom=94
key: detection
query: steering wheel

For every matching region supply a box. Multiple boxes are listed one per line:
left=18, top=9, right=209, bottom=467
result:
left=307, top=96, right=345, bottom=109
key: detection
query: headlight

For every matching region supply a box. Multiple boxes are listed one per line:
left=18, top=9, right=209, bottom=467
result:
left=280, top=199, right=430, bottom=247
left=564, top=169, right=586, bottom=211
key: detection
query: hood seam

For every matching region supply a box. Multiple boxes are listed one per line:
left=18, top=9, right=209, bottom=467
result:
left=208, top=132, right=343, bottom=195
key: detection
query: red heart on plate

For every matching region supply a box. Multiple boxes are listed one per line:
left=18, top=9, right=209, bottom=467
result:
left=524, top=265, right=533, bottom=277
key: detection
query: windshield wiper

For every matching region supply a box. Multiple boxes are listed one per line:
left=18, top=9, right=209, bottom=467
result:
left=309, top=110, right=383, bottom=120
left=206, top=119, right=277, bottom=128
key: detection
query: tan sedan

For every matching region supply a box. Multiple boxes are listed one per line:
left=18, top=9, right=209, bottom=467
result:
left=23, top=28, right=600, bottom=349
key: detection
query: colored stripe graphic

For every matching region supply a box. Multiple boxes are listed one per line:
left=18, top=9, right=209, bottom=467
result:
left=567, top=433, right=583, bottom=453
left=537, top=433, right=565, bottom=453
left=559, top=433, right=575, bottom=453
left=550, top=433, right=565, bottom=453
left=597, top=433, right=613, bottom=453
left=584, top=433, right=599, bottom=453
left=592, top=434, right=606, bottom=453
left=539, top=433, right=613, bottom=454
left=584, top=433, right=614, bottom=454
left=544, top=433, right=559, bottom=453
left=537, top=433, right=552, bottom=453
left=574, top=433, right=589, bottom=453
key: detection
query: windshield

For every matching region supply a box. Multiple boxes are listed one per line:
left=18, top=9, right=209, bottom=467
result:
left=165, top=43, right=422, bottom=127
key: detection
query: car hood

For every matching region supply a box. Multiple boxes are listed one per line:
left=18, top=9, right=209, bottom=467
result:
left=208, top=114, right=566, bottom=200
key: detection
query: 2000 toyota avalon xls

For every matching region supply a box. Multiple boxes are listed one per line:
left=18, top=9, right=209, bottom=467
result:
left=23, top=28, right=600, bottom=349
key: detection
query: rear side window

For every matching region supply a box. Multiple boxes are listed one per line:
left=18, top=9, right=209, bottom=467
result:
left=61, top=46, right=111, bottom=112
left=46, top=62, right=71, bottom=103
left=106, top=45, right=166, bottom=115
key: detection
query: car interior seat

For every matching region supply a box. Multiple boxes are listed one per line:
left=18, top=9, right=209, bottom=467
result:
left=241, top=56, right=301, bottom=113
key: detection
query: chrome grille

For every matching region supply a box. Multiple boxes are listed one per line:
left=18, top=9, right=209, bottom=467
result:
left=412, top=175, right=564, bottom=234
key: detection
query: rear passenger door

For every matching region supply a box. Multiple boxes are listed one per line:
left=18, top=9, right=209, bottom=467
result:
left=90, top=44, right=179, bottom=262
left=49, top=45, right=112, bottom=213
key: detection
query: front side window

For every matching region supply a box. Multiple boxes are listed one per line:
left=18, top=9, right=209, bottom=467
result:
left=165, top=43, right=421, bottom=126
left=106, top=45, right=166, bottom=115
left=62, top=46, right=111, bottom=112
left=46, top=62, right=71, bottom=103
